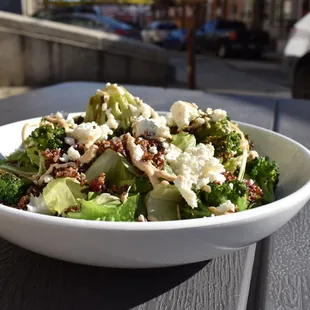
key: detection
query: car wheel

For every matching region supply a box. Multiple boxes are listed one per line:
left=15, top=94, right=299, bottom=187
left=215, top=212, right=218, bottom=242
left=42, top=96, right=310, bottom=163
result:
left=217, top=44, right=228, bottom=58
left=292, top=63, right=310, bottom=99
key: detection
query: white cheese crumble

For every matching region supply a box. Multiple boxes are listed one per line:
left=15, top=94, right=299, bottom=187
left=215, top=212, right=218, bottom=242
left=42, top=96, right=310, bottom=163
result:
left=165, top=144, right=182, bottom=161
left=174, top=175, right=198, bottom=209
left=167, top=143, right=226, bottom=209
left=67, top=146, right=81, bottom=161
left=27, top=195, right=50, bottom=214
left=43, top=174, right=54, bottom=184
left=106, top=109, right=119, bottom=129
left=64, top=137, right=75, bottom=146
left=68, top=122, right=112, bottom=146
left=132, top=116, right=171, bottom=140
left=138, top=104, right=152, bottom=119
left=149, top=146, right=158, bottom=154
left=101, top=103, right=108, bottom=111
left=165, top=112, right=175, bottom=127
left=170, top=101, right=199, bottom=129
left=211, top=109, right=227, bottom=122
left=132, top=144, right=144, bottom=161
left=216, top=200, right=236, bottom=213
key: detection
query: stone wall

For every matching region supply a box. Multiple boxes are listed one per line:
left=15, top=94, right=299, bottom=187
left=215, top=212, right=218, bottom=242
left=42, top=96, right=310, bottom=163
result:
left=0, top=12, right=173, bottom=87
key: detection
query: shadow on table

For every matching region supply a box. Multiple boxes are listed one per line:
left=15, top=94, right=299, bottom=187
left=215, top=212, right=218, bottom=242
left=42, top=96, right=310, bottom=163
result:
left=0, top=239, right=210, bottom=310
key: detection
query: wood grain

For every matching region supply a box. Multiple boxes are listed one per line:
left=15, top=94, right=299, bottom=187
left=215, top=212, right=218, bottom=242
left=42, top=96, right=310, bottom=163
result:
left=0, top=83, right=277, bottom=310
left=255, top=99, right=310, bottom=310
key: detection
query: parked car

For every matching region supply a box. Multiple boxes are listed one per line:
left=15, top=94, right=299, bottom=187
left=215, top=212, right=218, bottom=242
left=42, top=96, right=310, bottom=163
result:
left=283, top=13, right=310, bottom=99
left=141, top=20, right=178, bottom=45
left=199, top=19, right=270, bottom=58
left=32, top=5, right=98, bottom=19
left=163, top=28, right=206, bottom=52
left=49, top=13, right=141, bottom=40
left=164, top=19, right=270, bottom=58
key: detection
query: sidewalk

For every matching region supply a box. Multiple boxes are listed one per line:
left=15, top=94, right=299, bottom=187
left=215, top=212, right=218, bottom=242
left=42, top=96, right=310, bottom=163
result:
left=169, top=53, right=291, bottom=99
left=0, top=87, right=31, bottom=100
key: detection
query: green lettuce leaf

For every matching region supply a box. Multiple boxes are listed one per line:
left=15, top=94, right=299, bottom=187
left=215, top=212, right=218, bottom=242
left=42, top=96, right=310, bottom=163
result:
left=171, top=132, right=196, bottom=151
left=0, top=163, right=38, bottom=177
left=67, top=193, right=138, bottom=222
left=43, top=177, right=86, bottom=215
left=0, top=147, right=38, bottom=177
left=85, top=149, right=135, bottom=187
left=145, top=183, right=183, bottom=221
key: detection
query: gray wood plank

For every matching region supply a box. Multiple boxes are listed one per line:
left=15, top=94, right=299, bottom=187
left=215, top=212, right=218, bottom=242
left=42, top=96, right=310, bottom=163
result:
left=133, top=245, right=257, bottom=310
left=0, top=82, right=277, bottom=310
left=255, top=99, right=310, bottom=310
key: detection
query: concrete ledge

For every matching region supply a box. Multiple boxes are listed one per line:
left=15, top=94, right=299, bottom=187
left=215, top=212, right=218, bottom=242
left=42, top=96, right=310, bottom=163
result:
left=0, top=11, right=173, bottom=87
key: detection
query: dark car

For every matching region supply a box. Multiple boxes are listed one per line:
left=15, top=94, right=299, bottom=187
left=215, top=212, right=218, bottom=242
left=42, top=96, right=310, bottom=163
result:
left=199, top=19, right=270, bottom=58
left=49, top=13, right=141, bottom=40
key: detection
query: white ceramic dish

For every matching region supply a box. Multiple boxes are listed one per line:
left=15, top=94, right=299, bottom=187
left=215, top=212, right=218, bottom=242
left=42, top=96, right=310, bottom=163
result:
left=0, top=116, right=310, bottom=269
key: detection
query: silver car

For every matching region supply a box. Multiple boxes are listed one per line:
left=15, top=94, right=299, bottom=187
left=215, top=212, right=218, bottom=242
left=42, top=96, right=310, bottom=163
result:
left=141, top=20, right=178, bottom=45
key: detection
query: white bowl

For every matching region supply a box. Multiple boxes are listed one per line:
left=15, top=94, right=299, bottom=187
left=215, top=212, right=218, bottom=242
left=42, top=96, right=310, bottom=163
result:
left=0, top=116, right=310, bottom=268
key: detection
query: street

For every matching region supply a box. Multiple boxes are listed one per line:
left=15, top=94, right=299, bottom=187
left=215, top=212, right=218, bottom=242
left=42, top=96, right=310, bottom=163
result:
left=0, top=54, right=291, bottom=101
left=169, top=52, right=291, bottom=99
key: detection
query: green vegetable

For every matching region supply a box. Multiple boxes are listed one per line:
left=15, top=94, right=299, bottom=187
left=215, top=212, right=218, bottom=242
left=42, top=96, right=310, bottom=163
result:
left=171, top=131, right=196, bottom=151
left=145, top=183, right=183, bottom=221
left=194, top=118, right=230, bottom=144
left=181, top=198, right=212, bottom=219
left=0, top=170, right=30, bottom=206
left=42, top=178, right=86, bottom=215
left=23, top=124, right=65, bottom=167
left=246, top=157, right=279, bottom=203
left=207, top=131, right=242, bottom=160
left=181, top=180, right=249, bottom=219
left=67, top=193, right=138, bottom=222
left=132, top=177, right=153, bottom=194
left=84, top=84, right=151, bottom=130
left=85, top=149, right=135, bottom=187
left=0, top=148, right=38, bottom=177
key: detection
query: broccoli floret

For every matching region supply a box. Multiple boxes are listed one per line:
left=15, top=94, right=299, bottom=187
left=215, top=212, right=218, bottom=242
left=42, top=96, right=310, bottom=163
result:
left=194, top=118, right=229, bottom=143
left=246, top=157, right=279, bottom=204
left=84, top=83, right=152, bottom=130
left=206, top=131, right=242, bottom=160
left=0, top=170, right=30, bottom=206
left=181, top=180, right=249, bottom=219
left=23, top=124, right=65, bottom=166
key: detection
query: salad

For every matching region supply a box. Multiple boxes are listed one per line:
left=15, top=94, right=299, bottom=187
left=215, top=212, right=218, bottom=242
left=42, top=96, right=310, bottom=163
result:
left=0, top=83, right=279, bottom=222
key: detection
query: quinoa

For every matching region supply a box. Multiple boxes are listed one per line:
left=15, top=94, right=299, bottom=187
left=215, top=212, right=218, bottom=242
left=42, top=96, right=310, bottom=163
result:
left=42, top=149, right=61, bottom=169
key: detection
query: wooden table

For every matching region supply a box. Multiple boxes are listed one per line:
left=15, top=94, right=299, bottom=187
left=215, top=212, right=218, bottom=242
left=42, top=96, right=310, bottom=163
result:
left=0, top=82, right=309, bottom=310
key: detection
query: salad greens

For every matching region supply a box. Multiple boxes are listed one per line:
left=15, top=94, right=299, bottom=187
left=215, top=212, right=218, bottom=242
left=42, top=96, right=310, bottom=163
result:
left=0, top=83, right=280, bottom=222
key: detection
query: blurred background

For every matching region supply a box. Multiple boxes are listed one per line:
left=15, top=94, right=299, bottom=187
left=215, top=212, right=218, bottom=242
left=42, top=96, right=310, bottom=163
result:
left=1, top=0, right=310, bottom=100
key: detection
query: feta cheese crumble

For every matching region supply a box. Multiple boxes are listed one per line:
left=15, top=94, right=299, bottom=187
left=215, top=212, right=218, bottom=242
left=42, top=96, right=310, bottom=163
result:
left=170, top=101, right=199, bottom=129
left=131, top=144, right=144, bottom=161
left=211, top=109, right=227, bottom=122
left=68, top=122, right=112, bottom=147
left=167, top=143, right=226, bottom=209
left=106, top=109, right=119, bottom=129
left=149, top=146, right=158, bottom=154
left=132, top=116, right=171, bottom=140
left=174, top=176, right=198, bottom=209
left=67, top=146, right=81, bottom=161
left=138, top=104, right=152, bottom=119
left=64, top=137, right=75, bottom=146
left=216, top=200, right=236, bottom=213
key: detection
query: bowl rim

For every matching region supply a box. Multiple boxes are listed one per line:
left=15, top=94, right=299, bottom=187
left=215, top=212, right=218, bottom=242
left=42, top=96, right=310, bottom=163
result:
left=0, top=113, right=310, bottom=231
